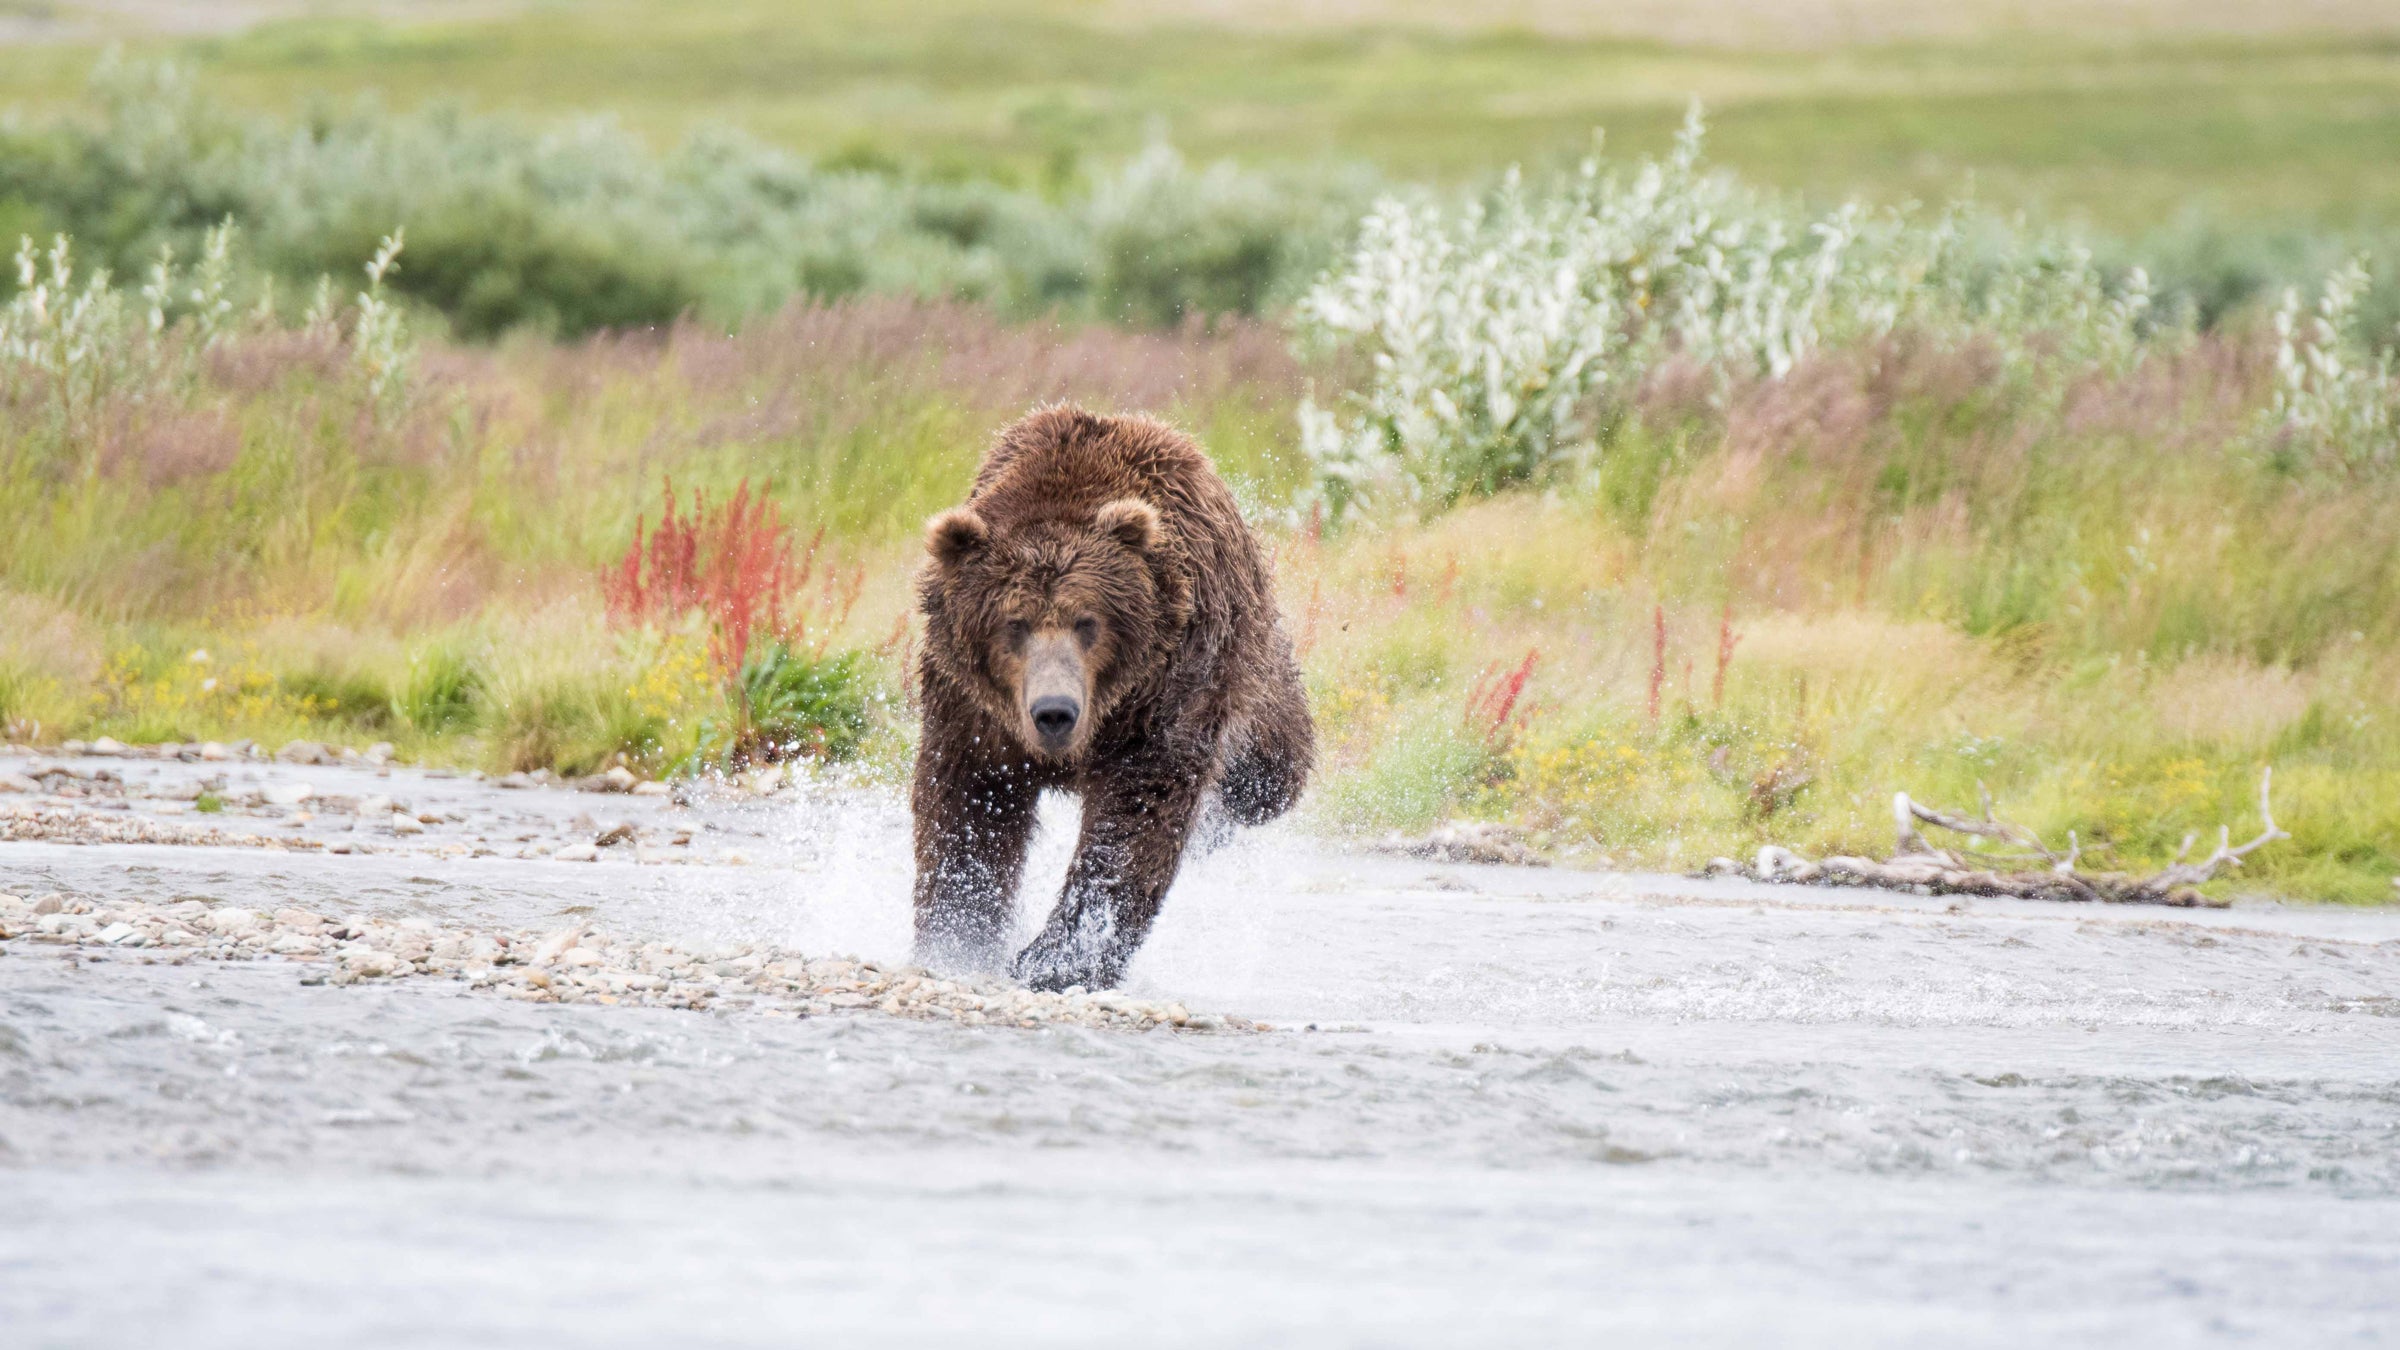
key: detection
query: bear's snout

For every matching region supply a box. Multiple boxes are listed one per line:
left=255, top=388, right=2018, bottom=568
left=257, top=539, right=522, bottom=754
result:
left=1020, top=629, right=1090, bottom=755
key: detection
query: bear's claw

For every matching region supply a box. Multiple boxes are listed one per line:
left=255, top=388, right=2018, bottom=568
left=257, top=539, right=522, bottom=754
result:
left=1010, top=933, right=1123, bottom=992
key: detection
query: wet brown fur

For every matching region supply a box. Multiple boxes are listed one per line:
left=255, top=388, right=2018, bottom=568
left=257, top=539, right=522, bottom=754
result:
left=912, top=405, right=1315, bottom=989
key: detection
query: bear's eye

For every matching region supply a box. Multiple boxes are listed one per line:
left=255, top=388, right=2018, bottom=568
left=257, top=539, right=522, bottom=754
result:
left=1073, top=617, right=1100, bottom=648
left=1004, top=619, right=1030, bottom=650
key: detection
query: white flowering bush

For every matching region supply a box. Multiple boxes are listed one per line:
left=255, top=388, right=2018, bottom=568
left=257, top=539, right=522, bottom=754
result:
left=1294, top=108, right=2170, bottom=517
left=2265, top=258, right=2399, bottom=475
left=0, top=221, right=416, bottom=471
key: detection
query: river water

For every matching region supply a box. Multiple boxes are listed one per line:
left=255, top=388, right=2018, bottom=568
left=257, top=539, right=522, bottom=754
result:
left=3, top=757, right=2397, bottom=1345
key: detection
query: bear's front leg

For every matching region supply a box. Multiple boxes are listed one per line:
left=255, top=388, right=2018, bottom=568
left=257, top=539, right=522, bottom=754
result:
left=1011, top=751, right=1210, bottom=991
left=912, top=761, right=1040, bottom=975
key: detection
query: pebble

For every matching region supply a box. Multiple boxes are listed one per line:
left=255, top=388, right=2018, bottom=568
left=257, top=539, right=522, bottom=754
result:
left=552, top=843, right=600, bottom=863
left=0, top=892, right=1258, bottom=1035
left=263, top=783, right=314, bottom=807
left=391, top=813, right=425, bottom=836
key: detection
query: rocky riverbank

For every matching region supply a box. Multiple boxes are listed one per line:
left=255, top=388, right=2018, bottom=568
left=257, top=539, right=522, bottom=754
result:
left=0, top=890, right=1256, bottom=1034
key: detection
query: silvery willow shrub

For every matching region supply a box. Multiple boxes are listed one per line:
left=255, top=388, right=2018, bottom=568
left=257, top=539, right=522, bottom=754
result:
left=0, top=220, right=412, bottom=475
left=1293, top=109, right=2171, bottom=519
left=2265, top=258, right=2399, bottom=475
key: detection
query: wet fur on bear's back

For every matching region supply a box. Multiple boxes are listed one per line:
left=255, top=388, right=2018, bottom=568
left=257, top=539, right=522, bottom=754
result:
left=910, top=404, right=1314, bottom=988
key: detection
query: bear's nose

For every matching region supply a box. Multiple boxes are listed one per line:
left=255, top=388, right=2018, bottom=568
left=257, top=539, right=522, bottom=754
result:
left=1030, top=695, right=1081, bottom=745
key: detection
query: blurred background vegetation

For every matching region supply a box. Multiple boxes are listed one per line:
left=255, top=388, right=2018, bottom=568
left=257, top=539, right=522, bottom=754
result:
left=1, top=0, right=2396, bottom=900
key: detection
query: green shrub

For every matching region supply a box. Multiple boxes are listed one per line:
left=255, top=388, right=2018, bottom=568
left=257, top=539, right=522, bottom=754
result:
left=703, top=643, right=871, bottom=767
left=487, top=680, right=605, bottom=776
left=280, top=666, right=393, bottom=729
left=396, top=645, right=482, bottom=734
left=0, top=61, right=1364, bottom=339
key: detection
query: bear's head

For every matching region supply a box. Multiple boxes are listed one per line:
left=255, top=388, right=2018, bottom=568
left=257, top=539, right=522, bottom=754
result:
left=921, top=496, right=1180, bottom=760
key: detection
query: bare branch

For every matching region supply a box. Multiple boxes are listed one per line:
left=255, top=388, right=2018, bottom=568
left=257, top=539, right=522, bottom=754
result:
left=2051, top=830, right=2080, bottom=875
left=1895, top=790, right=2059, bottom=860
left=1723, top=767, right=2290, bottom=911
left=2140, top=767, right=2289, bottom=892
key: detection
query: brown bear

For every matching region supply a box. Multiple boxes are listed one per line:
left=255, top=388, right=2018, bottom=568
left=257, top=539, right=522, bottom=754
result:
left=911, top=404, right=1315, bottom=991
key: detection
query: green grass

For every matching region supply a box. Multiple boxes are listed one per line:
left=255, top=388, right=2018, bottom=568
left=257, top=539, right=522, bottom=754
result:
left=3, top=301, right=2394, bottom=900
left=2, top=2, right=2398, bottom=233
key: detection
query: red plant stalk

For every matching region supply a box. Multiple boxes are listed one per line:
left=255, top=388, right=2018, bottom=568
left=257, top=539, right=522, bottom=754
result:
left=1713, top=602, right=1742, bottom=708
left=606, top=476, right=828, bottom=688
left=1488, top=647, right=1538, bottom=733
left=1648, top=605, right=1667, bottom=723
left=1466, top=647, right=1539, bottom=745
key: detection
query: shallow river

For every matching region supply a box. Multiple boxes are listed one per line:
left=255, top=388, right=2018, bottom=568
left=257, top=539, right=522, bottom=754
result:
left=4, top=757, right=2397, bottom=1345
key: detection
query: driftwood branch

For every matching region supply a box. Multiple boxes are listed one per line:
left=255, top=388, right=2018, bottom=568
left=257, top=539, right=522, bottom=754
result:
left=1713, top=768, right=2288, bottom=909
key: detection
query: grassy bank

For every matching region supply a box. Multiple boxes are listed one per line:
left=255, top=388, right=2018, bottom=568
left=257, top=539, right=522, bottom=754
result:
left=3, top=291, right=2394, bottom=900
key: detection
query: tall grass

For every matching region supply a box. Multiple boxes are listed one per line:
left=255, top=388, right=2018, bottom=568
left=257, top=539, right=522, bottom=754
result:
left=1284, top=335, right=2400, bottom=899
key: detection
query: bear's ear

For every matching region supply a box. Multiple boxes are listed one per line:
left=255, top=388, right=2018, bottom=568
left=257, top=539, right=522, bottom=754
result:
left=1094, top=497, right=1160, bottom=553
left=925, top=508, right=990, bottom=569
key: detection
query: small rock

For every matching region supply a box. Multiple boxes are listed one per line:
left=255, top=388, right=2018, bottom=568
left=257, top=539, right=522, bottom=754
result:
left=206, top=908, right=261, bottom=934
left=1375, top=820, right=1546, bottom=868
left=276, top=740, right=331, bottom=766
left=595, top=822, right=635, bottom=847
left=552, top=842, right=600, bottom=863
left=262, top=782, right=314, bottom=806
left=364, top=742, right=396, bottom=765
left=87, top=737, right=132, bottom=757
left=198, top=742, right=232, bottom=761
left=32, top=894, right=66, bottom=915
left=604, top=765, right=637, bottom=792
left=391, top=813, right=425, bottom=836
left=341, top=950, right=401, bottom=978
left=631, top=780, right=670, bottom=797
left=531, top=929, right=583, bottom=964
left=95, top=922, right=141, bottom=945
left=0, top=773, right=35, bottom=793
left=497, top=772, right=534, bottom=790
left=356, top=795, right=395, bottom=818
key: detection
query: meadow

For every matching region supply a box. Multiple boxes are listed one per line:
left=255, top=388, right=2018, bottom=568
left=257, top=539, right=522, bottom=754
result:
left=2, top=4, right=2397, bottom=901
